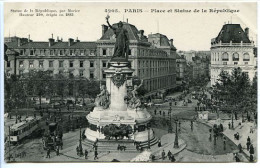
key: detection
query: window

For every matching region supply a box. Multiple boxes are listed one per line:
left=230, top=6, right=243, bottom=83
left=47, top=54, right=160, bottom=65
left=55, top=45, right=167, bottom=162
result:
left=70, top=50, right=74, bottom=56
left=59, top=70, right=63, bottom=74
left=245, top=62, right=248, bottom=65
left=102, top=49, right=107, bottom=56
left=232, top=52, right=239, bottom=61
left=223, top=62, right=227, bottom=65
left=30, top=50, right=34, bottom=56
left=102, top=61, right=107, bottom=68
left=80, top=50, right=84, bottom=56
left=19, top=61, right=24, bottom=68
left=20, top=50, right=24, bottom=55
left=50, top=50, right=54, bottom=56
left=243, top=53, right=250, bottom=61
left=70, top=61, right=73, bottom=68
left=128, top=49, right=132, bottom=56
left=234, top=62, right=238, bottom=65
left=59, top=61, right=63, bottom=67
left=90, top=61, right=94, bottom=67
left=7, top=61, right=10, bottom=67
left=80, top=61, right=84, bottom=67
left=39, top=61, right=43, bottom=68
left=103, top=73, right=106, bottom=79
left=222, top=52, right=229, bottom=61
left=49, top=61, right=53, bottom=67
left=40, top=49, right=45, bottom=56
left=80, top=70, right=84, bottom=77
left=59, top=50, right=64, bottom=56
left=29, top=61, right=34, bottom=68
left=90, top=72, right=94, bottom=79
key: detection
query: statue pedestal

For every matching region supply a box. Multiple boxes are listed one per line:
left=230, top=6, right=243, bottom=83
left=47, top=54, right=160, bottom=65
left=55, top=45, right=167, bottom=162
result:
left=85, top=60, right=156, bottom=147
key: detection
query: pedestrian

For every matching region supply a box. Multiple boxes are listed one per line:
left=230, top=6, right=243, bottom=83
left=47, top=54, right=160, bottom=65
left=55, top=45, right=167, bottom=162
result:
left=117, top=144, right=121, bottom=151
left=56, top=146, right=59, bottom=156
left=159, top=111, right=162, bottom=115
left=171, top=155, right=176, bottom=162
left=94, top=150, right=98, bottom=160
left=235, top=154, right=240, bottom=162
left=249, top=144, right=254, bottom=155
left=167, top=150, right=172, bottom=160
left=246, top=141, right=251, bottom=151
left=238, top=143, right=242, bottom=153
left=175, top=101, right=177, bottom=106
left=158, top=139, right=161, bottom=147
left=247, top=136, right=251, bottom=143
left=219, top=123, right=223, bottom=132
left=163, top=111, right=165, bottom=117
left=250, top=126, right=254, bottom=133
left=223, top=137, right=226, bottom=150
left=76, top=146, right=79, bottom=155
left=84, top=149, right=88, bottom=159
left=154, top=109, right=157, bottom=115
left=161, top=150, right=165, bottom=160
left=46, top=148, right=51, bottom=158
left=249, top=154, right=254, bottom=162
left=228, top=122, right=231, bottom=129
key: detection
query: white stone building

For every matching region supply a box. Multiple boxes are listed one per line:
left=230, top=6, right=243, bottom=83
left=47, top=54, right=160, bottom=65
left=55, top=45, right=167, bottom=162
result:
left=210, top=24, right=257, bottom=86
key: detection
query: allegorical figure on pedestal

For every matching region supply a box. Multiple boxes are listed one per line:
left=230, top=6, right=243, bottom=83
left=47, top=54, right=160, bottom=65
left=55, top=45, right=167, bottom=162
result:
left=106, top=15, right=129, bottom=60
left=95, top=85, right=110, bottom=109
left=125, top=80, right=143, bottom=109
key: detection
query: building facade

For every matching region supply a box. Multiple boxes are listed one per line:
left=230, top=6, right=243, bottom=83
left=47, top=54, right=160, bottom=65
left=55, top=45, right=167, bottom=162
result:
left=210, top=24, right=257, bottom=86
left=5, top=21, right=177, bottom=96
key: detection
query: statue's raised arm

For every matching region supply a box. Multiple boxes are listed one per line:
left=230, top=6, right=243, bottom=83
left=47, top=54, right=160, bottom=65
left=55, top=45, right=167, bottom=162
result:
left=106, top=15, right=115, bottom=30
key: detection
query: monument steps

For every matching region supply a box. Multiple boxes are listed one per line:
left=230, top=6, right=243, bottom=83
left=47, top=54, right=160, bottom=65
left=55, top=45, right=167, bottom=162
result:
left=138, top=136, right=158, bottom=148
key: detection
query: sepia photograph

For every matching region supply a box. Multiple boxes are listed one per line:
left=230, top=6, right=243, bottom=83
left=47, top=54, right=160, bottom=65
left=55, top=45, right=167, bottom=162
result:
left=2, top=1, right=258, bottom=164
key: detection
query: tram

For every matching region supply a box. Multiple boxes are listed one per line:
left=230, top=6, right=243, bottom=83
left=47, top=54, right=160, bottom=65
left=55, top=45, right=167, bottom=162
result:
left=9, top=117, right=41, bottom=143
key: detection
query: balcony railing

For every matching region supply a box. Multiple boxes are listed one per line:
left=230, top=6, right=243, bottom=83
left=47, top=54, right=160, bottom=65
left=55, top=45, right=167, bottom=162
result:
left=211, top=42, right=254, bottom=48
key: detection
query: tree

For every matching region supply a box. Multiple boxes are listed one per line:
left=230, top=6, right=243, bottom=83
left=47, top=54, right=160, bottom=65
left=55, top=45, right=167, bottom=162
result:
left=26, top=70, right=52, bottom=109
left=212, top=67, right=251, bottom=116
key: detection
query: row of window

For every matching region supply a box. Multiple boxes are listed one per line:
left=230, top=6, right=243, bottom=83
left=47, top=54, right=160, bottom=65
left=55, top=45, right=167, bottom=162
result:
left=16, top=60, right=104, bottom=68
left=19, top=49, right=95, bottom=56
left=18, top=69, right=96, bottom=78
left=222, top=62, right=249, bottom=65
left=212, top=52, right=250, bottom=62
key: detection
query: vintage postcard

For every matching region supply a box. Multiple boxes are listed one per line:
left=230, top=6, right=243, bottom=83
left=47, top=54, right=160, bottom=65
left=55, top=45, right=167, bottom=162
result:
left=2, top=1, right=258, bottom=165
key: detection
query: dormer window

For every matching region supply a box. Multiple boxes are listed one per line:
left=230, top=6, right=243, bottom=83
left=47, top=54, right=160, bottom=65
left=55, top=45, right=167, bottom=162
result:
left=80, top=50, right=84, bottom=56
left=70, top=50, right=74, bottom=56
left=59, top=50, right=64, bottom=56
left=30, top=49, right=34, bottom=56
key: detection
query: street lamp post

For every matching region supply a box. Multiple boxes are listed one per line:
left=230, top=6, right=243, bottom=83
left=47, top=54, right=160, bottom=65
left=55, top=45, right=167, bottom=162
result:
left=168, top=102, right=173, bottom=133
left=173, top=117, right=179, bottom=148
left=231, top=111, right=234, bottom=129
left=78, top=126, right=83, bottom=156
left=147, top=123, right=151, bottom=149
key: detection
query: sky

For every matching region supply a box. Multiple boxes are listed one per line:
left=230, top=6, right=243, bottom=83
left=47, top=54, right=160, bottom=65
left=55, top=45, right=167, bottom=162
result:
left=4, top=2, right=257, bottom=51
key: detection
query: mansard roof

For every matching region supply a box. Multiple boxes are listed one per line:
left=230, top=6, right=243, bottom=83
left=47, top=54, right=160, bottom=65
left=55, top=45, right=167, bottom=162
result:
left=214, top=24, right=251, bottom=43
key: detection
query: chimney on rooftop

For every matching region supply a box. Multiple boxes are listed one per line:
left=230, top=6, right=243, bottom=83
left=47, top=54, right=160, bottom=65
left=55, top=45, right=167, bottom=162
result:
left=102, top=24, right=108, bottom=36
left=76, top=37, right=80, bottom=42
left=18, top=38, right=21, bottom=47
left=28, top=34, right=30, bottom=42
left=68, top=38, right=74, bottom=46
left=245, top=27, right=249, bottom=38
left=57, top=36, right=61, bottom=42
left=49, top=34, right=55, bottom=47
left=127, top=18, right=128, bottom=23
